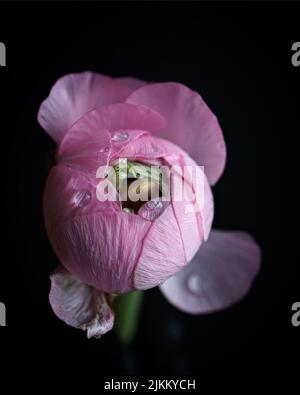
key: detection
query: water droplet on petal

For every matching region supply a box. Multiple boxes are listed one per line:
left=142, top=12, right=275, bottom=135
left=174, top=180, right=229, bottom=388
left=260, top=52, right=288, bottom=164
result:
left=187, top=273, right=204, bottom=296
left=99, top=146, right=109, bottom=153
left=73, top=190, right=92, bottom=207
left=122, top=207, right=134, bottom=213
left=138, top=198, right=169, bottom=221
left=112, top=131, right=129, bottom=142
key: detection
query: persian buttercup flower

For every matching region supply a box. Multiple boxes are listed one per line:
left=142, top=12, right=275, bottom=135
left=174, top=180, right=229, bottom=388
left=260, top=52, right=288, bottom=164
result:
left=38, top=72, right=261, bottom=339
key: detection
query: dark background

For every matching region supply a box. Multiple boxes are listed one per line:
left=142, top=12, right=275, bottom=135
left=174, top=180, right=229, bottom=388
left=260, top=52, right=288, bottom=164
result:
left=0, top=1, right=299, bottom=381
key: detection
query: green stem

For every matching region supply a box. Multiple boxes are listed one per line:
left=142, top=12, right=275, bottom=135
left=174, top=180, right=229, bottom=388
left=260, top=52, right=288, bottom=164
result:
left=113, top=291, right=143, bottom=345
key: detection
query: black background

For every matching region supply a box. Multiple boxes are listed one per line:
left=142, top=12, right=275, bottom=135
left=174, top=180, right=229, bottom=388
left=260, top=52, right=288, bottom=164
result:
left=0, top=1, right=299, bottom=381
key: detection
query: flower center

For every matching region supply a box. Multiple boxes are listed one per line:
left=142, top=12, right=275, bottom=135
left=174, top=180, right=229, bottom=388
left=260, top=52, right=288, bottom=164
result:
left=110, top=159, right=169, bottom=213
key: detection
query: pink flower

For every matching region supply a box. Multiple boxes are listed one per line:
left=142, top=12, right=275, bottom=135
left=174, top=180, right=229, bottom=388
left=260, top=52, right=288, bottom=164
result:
left=38, top=72, right=261, bottom=338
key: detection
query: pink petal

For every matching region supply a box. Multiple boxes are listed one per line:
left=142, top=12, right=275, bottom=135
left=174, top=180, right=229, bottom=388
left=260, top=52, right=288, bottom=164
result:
left=58, top=103, right=165, bottom=161
left=164, top=153, right=214, bottom=243
left=109, top=134, right=183, bottom=162
left=49, top=265, right=114, bottom=338
left=169, top=191, right=203, bottom=264
left=55, top=103, right=166, bottom=178
left=134, top=204, right=186, bottom=290
left=127, top=82, right=226, bottom=185
left=159, top=230, right=261, bottom=314
left=38, top=72, right=146, bottom=144
left=48, top=211, right=152, bottom=293
left=43, top=164, right=119, bottom=234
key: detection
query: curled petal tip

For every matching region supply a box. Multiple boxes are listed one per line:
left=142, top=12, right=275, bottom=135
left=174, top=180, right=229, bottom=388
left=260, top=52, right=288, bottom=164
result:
left=49, top=265, right=115, bottom=339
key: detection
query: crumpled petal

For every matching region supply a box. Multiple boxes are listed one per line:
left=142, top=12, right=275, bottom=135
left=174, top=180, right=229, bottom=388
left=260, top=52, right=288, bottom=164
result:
left=49, top=265, right=114, bottom=338
left=38, top=72, right=146, bottom=144
left=159, top=230, right=261, bottom=314
left=127, top=82, right=226, bottom=185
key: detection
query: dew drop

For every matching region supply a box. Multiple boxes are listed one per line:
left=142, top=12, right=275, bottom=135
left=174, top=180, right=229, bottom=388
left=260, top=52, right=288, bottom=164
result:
left=73, top=190, right=92, bottom=207
left=99, top=146, right=109, bottom=153
left=138, top=198, right=168, bottom=221
left=122, top=207, right=134, bottom=213
left=186, top=273, right=203, bottom=296
left=111, top=131, right=129, bottom=142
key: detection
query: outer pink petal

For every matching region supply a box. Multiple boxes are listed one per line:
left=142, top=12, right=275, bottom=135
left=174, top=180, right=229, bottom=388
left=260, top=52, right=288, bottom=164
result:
left=43, top=164, right=119, bottom=234
left=44, top=160, right=151, bottom=293
left=49, top=212, right=152, bottom=293
left=58, top=103, right=165, bottom=161
left=159, top=230, right=261, bottom=314
left=163, top=152, right=214, bottom=243
left=44, top=162, right=153, bottom=293
left=49, top=265, right=114, bottom=338
left=127, top=82, right=226, bottom=185
left=38, top=72, right=146, bottom=144
left=133, top=204, right=186, bottom=290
